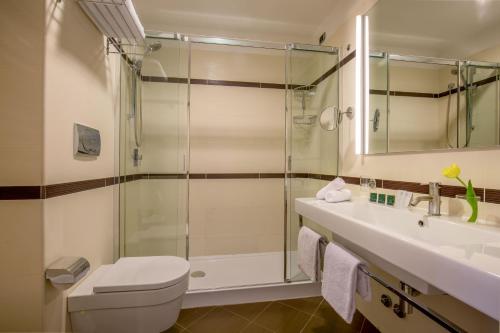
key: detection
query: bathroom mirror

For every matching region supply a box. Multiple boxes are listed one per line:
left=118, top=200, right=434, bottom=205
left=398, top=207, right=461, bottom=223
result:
left=319, top=106, right=338, bottom=131
left=364, top=0, right=500, bottom=154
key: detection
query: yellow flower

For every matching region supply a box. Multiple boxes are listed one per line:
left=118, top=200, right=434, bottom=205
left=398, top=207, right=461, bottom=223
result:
left=442, top=163, right=461, bottom=178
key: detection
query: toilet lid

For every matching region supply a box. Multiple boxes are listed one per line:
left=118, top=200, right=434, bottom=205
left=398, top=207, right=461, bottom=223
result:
left=93, top=256, right=190, bottom=293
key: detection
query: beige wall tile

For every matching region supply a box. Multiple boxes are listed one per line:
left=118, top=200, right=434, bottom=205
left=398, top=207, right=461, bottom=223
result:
left=41, top=2, right=119, bottom=331
left=190, top=85, right=285, bottom=173
left=191, top=44, right=285, bottom=83
left=0, top=200, right=44, bottom=332
left=123, top=179, right=188, bottom=257
left=0, top=201, right=44, bottom=276
left=0, top=0, right=44, bottom=185
left=189, top=179, right=284, bottom=256
left=141, top=82, right=188, bottom=173
left=43, top=186, right=115, bottom=332
left=43, top=0, right=119, bottom=184
left=0, top=274, right=44, bottom=332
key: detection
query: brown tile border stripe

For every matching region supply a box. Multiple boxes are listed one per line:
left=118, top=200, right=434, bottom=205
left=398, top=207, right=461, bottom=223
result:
left=295, top=174, right=494, bottom=203
left=382, top=180, right=428, bottom=194
left=392, top=91, right=436, bottom=98
left=440, top=185, right=485, bottom=201
left=142, top=76, right=286, bottom=90
left=147, top=173, right=187, bottom=179
left=310, top=50, right=356, bottom=87
left=371, top=74, right=499, bottom=100
left=206, top=173, right=259, bottom=179
left=0, top=186, right=42, bottom=200
left=44, top=178, right=106, bottom=198
left=193, top=173, right=285, bottom=179
left=2, top=170, right=497, bottom=203
left=340, top=50, right=357, bottom=68
left=141, top=50, right=356, bottom=92
left=485, top=189, right=500, bottom=204
left=370, top=90, right=437, bottom=98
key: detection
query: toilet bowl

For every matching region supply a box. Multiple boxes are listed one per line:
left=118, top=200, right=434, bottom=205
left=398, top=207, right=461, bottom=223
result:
left=68, top=256, right=190, bottom=333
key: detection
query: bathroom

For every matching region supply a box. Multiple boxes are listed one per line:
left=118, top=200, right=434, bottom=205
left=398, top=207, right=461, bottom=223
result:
left=1, top=0, right=500, bottom=332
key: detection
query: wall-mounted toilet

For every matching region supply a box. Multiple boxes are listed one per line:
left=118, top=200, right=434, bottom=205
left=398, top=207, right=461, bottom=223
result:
left=68, top=256, right=190, bottom=333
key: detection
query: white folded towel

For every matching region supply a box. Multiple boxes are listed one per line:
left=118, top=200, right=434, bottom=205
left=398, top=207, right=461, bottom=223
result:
left=325, top=188, right=352, bottom=203
left=321, top=242, right=371, bottom=323
left=298, top=226, right=322, bottom=282
left=316, top=177, right=346, bottom=200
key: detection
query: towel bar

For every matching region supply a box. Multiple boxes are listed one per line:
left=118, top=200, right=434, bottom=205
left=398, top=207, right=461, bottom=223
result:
left=298, top=215, right=467, bottom=333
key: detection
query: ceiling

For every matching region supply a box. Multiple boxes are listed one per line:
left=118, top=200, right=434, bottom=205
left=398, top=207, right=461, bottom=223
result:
left=133, top=0, right=366, bottom=43
left=368, top=0, right=500, bottom=59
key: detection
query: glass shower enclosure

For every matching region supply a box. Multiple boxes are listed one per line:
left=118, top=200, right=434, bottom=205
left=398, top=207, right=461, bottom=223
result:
left=119, top=38, right=189, bottom=259
left=118, top=35, right=340, bottom=290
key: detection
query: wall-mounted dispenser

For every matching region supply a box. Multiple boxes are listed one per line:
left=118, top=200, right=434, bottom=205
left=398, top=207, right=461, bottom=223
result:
left=45, top=257, right=90, bottom=290
left=74, top=123, right=101, bottom=157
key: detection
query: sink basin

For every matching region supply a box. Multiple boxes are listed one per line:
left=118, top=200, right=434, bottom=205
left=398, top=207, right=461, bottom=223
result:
left=295, top=197, right=500, bottom=320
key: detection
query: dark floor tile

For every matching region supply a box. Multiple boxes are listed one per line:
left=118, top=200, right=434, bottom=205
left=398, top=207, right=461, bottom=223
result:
left=241, top=322, right=275, bottom=333
left=277, top=297, right=323, bottom=315
left=188, top=307, right=250, bottom=333
left=224, top=301, right=271, bottom=321
left=161, top=323, right=184, bottom=333
left=310, top=301, right=364, bottom=333
left=302, top=314, right=363, bottom=333
left=176, top=306, right=214, bottom=328
left=254, top=302, right=311, bottom=333
left=361, top=319, right=381, bottom=333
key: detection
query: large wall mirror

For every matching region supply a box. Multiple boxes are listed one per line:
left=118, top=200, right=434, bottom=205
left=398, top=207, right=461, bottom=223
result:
left=365, top=0, right=500, bottom=154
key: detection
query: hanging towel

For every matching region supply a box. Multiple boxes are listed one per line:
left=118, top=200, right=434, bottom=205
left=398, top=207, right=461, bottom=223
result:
left=325, top=188, right=352, bottom=203
left=298, top=226, right=322, bottom=282
left=316, top=177, right=346, bottom=200
left=321, top=242, right=371, bottom=323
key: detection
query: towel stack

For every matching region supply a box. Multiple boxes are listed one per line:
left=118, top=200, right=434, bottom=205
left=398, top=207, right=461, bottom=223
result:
left=316, top=177, right=351, bottom=203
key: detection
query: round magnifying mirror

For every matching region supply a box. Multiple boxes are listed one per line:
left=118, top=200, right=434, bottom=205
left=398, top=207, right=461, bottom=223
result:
left=319, top=106, right=338, bottom=131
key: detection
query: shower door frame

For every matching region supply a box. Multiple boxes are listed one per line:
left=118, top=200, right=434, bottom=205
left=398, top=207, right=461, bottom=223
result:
left=130, top=32, right=340, bottom=287
left=146, top=32, right=288, bottom=264
left=284, top=44, right=340, bottom=283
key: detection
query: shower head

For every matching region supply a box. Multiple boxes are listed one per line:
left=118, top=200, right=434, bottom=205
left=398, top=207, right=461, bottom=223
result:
left=145, top=41, right=162, bottom=55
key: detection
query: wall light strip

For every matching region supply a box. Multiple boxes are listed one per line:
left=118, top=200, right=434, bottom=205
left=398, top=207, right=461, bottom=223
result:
left=354, top=15, right=370, bottom=155
left=363, top=16, right=370, bottom=154
left=355, top=15, right=363, bottom=155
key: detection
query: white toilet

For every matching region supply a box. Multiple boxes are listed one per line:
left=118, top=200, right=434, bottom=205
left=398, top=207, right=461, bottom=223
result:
left=68, top=256, right=190, bottom=333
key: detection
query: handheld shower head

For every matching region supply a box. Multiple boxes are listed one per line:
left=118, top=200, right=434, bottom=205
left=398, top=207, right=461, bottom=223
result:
left=145, top=41, right=162, bottom=55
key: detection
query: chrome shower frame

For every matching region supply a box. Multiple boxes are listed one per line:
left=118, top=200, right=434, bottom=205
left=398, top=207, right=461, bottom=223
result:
left=126, top=31, right=340, bottom=285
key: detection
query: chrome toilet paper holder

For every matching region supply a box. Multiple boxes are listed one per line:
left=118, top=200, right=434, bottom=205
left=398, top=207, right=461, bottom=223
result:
left=45, top=257, right=90, bottom=289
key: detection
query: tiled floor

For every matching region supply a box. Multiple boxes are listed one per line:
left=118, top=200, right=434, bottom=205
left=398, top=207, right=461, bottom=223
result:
left=164, top=297, right=381, bottom=333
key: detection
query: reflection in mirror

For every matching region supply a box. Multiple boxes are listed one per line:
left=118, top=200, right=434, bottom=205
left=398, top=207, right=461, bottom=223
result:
left=365, top=0, right=500, bottom=154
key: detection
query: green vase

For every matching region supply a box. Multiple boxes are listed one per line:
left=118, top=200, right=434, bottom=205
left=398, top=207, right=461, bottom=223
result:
left=466, top=180, right=478, bottom=223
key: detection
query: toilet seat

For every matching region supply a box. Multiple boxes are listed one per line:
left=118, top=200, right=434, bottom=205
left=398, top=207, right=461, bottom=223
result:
left=94, top=256, right=190, bottom=293
left=68, top=256, right=190, bottom=312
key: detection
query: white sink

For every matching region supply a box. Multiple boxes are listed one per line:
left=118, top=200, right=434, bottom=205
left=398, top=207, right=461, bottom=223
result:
left=295, top=197, right=500, bottom=320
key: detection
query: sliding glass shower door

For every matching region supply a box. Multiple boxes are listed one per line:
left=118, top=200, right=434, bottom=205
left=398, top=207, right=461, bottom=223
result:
left=119, top=38, right=189, bottom=258
left=285, top=45, right=340, bottom=282
left=118, top=35, right=341, bottom=289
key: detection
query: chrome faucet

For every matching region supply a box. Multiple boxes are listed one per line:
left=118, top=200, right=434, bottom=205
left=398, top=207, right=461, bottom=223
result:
left=409, top=182, right=441, bottom=216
